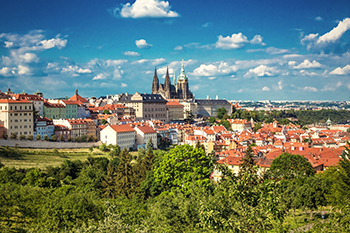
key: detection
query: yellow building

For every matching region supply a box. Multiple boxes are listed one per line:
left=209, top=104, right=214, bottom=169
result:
left=0, top=99, right=34, bottom=137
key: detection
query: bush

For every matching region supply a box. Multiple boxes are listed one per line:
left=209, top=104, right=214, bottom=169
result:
left=80, top=135, right=87, bottom=142
left=75, top=136, right=81, bottom=142
left=20, top=135, right=26, bottom=140
left=2, top=133, right=8, bottom=139
left=44, top=135, right=49, bottom=141
left=10, top=133, right=17, bottom=140
left=27, top=134, right=34, bottom=140
left=67, top=136, right=73, bottom=142
left=51, top=134, right=57, bottom=141
left=58, top=134, right=65, bottom=142
left=36, top=134, right=41, bottom=140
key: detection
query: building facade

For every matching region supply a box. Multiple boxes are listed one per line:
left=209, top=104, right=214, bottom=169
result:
left=100, top=125, right=135, bottom=149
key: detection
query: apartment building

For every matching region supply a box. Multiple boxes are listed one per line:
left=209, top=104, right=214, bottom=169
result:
left=100, top=124, right=135, bottom=149
left=0, top=99, right=34, bottom=137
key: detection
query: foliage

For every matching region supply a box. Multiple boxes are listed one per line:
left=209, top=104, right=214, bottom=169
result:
left=100, top=119, right=107, bottom=125
left=146, top=138, right=154, bottom=150
left=216, top=107, right=227, bottom=119
left=10, top=133, right=17, bottom=140
left=44, top=135, right=49, bottom=141
left=50, top=134, right=57, bottom=141
left=58, top=134, right=65, bottom=142
left=252, top=121, right=262, bottom=132
left=80, top=134, right=87, bottom=142
left=103, top=109, right=110, bottom=114
left=19, top=134, right=26, bottom=140
left=153, top=145, right=214, bottom=195
left=36, top=134, right=41, bottom=140
left=113, top=148, right=135, bottom=198
left=269, top=152, right=315, bottom=180
left=209, top=116, right=216, bottom=124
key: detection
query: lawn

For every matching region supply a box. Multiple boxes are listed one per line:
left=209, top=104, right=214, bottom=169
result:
left=0, top=147, right=138, bottom=169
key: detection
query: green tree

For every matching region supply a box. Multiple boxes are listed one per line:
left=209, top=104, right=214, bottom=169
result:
left=27, top=134, right=33, bottom=140
left=153, top=145, right=214, bottom=195
left=67, top=135, right=72, bottom=142
left=10, top=133, right=17, bottom=140
left=184, top=110, right=194, bottom=124
left=238, top=145, right=257, bottom=185
left=80, top=135, right=87, bottom=142
left=146, top=138, right=154, bottom=150
left=36, top=134, right=41, bottom=140
left=216, top=107, right=227, bottom=119
left=19, top=134, right=26, bottom=140
left=44, top=135, right=49, bottom=141
left=209, top=116, right=216, bottom=124
left=114, top=148, right=135, bottom=198
left=269, top=152, right=315, bottom=180
left=51, top=134, right=57, bottom=141
left=100, top=119, right=107, bottom=125
left=252, top=122, right=262, bottom=132
left=58, top=134, right=65, bottom=142
left=103, top=109, right=110, bottom=114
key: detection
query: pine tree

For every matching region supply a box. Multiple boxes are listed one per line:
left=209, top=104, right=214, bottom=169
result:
left=238, top=145, right=258, bottom=186
left=114, top=148, right=134, bottom=198
left=102, top=164, right=117, bottom=198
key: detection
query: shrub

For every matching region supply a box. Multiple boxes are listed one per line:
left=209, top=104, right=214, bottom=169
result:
left=27, top=135, right=33, bottom=140
left=51, top=134, right=57, bottom=141
left=10, top=133, right=17, bottom=139
left=44, top=135, right=49, bottom=141
left=19, top=135, right=26, bottom=140
left=36, top=134, right=41, bottom=140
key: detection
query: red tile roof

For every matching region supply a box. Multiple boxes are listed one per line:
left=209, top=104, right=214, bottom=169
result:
left=109, top=125, right=135, bottom=133
left=136, top=125, right=156, bottom=134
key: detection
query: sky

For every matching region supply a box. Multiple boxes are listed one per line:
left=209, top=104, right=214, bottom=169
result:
left=0, top=0, right=350, bottom=101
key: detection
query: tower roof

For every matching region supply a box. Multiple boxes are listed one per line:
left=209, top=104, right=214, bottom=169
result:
left=177, top=60, right=188, bottom=80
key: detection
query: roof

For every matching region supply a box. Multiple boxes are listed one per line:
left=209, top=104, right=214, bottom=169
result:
left=136, top=125, right=157, bottom=134
left=109, top=124, right=135, bottom=133
left=68, top=90, right=88, bottom=103
left=166, top=101, right=184, bottom=106
left=0, top=99, right=32, bottom=104
left=195, top=99, right=231, bottom=105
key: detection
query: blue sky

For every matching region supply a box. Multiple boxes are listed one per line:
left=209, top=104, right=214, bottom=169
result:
left=0, top=0, right=350, bottom=101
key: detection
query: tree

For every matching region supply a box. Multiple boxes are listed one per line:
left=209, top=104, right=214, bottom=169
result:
left=51, top=134, right=57, bottom=141
left=58, top=134, right=65, bottom=142
left=10, top=133, right=17, bottom=140
left=27, top=134, right=33, bottom=141
left=109, top=145, right=120, bottom=158
left=217, top=107, right=227, bottom=119
left=269, top=152, right=315, bottom=180
left=100, top=119, right=107, bottom=125
left=80, top=135, right=87, bottom=142
left=44, top=135, right=49, bottom=141
left=184, top=110, right=195, bottom=124
left=146, top=138, right=154, bottom=150
left=153, top=145, right=214, bottom=195
left=209, top=116, right=216, bottom=124
left=67, top=136, right=72, bottom=142
left=252, top=122, right=262, bottom=132
left=36, top=134, right=41, bottom=140
left=87, top=135, right=95, bottom=142
left=113, top=148, right=135, bottom=198
left=75, top=136, right=81, bottom=142
left=238, top=145, right=257, bottom=185
left=19, top=135, right=26, bottom=140
left=103, top=109, right=110, bottom=114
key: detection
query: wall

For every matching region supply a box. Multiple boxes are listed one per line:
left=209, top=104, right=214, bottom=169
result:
left=0, top=139, right=101, bottom=149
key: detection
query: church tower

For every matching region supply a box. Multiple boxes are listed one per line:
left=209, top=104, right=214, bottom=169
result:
left=164, top=67, right=171, bottom=99
left=152, top=67, right=159, bottom=94
left=177, top=60, right=193, bottom=99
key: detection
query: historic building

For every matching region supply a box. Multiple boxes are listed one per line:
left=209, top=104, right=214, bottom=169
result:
left=152, top=61, right=194, bottom=100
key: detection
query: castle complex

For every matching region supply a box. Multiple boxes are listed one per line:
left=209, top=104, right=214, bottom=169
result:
left=152, top=61, right=194, bottom=100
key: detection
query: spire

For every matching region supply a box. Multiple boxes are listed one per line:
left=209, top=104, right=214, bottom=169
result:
left=164, top=67, right=171, bottom=91
left=75, top=88, right=78, bottom=95
left=152, top=67, right=159, bottom=94
left=178, top=59, right=188, bottom=80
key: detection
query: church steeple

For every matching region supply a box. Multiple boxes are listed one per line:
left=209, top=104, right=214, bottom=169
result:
left=164, top=67, right=171, bottom=99
left=152, top=67, right=159, bottom=94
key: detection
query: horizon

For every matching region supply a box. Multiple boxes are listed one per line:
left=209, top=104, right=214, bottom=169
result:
left=1, top=0, right=350, bottom=101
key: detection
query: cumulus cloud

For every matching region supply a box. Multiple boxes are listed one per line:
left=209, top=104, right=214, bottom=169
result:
left=124, top=51, right=140, bottom=56
left=215, top=33, right=249, bottom=49
left=135, top=39, right=152, bottom=49
left=19, top=53, right=39, bottom=63
left=301, top=18, right=350, bottom=52
left=192, top=62, right=238, bottom=77
left=329, top=64, right=350, bottom=75
left=321, top=81, right=343, bottom=91
left=291, top=59, right=322, bottom=69
left=39, top=38, right=67, bottom=49
left=114, top=0, right=179, bottom=18
left=174, top=45, right=183, bottom=51
left=93, top=73, right=108, bottom=80
left=113, top=69, right=124, bottom=79
left=303, top=86, right=318, bottom=92
left=62, top=65, right=92, bottom=74
left=262, top=86, right=270, bottom=91
left=17, top=65, right=31, bottom=75
left=315, top=16, right=323, bottom=21
left=244, top=65, right=279, bottom=78
left=299, top=70, right=318, bottom=76
left=121, top=83, right=128, bottom=87
left=250, top=35, right=266, bottom=45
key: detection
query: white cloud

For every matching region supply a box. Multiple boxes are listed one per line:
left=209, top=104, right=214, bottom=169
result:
left=0, top=67, right=12, bottom=76
left=202, top=22, right=212, bottom=28
left=262, top=86, right=270, bottom=91
left=93, top=73, right=108, bottom=80
left=19, top=53, right=39, bottom=63
left=303, top=86, right=318, bottom=92
left=216, top=33, right=249, bottom=49
left=4, top=41, right=14, bottom=48
left=315, top=16, right=323, bottom=21
left=321, top=81, right=343, bottom=91
left=244, top=65, right=279, bottom=78
left=329, top=65, right=350, bottom=75
left=192, top=62, right=238, bottom=77
left=250, top=35, right=266, bottom=46
left=62, top=65, right=92, bottom=74
left=121, top=83, right=128, bottom=87
left=115, top=0, right=179, bottom=18
left=135, top=39, right=152, bottom=49
left=174, top=45, right=183, bottom=51
left=273, top=80, right=283, bottom=90
left=301, top=18, right=350, bottom=52
left=106, top=59, right=127, bottom=67
left=299, top=70, right=318, bottom=76
left=113, top=69, right=124, bottom=79
left=124, top=51, right=140, bottom=56
left=291, top=59, right=322, bottom=69
left=18, top=65, right=31, bottom=75
left=39, top=38, right=67, bottom=49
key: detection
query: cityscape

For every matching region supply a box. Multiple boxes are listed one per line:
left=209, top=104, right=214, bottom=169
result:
left=0, top=0, right=350, bottom=231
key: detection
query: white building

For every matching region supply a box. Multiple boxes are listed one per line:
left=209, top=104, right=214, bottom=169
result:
left=135, top=125, right=157, bottom=149
left=34, top=117, right=55, bottom=139
left=100, top=125, right=135, bottom=150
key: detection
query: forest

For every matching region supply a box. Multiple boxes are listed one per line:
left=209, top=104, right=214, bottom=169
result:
left=0, top=142, right=350, bottom=232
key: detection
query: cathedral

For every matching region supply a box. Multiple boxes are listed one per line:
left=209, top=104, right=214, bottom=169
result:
left=152, top=61, right=194, bottom=100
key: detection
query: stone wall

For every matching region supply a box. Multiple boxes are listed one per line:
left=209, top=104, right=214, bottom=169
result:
left=0, top=139, right=102, bottom=149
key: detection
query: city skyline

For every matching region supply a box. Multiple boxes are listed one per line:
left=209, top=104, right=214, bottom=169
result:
left=0, top=0, right=350, bottom=100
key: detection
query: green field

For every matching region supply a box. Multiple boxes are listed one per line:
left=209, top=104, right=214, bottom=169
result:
left=0, top=147, right=137, bottom=169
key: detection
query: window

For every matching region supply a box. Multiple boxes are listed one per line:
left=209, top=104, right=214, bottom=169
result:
left=24, top=113, right=27, bottom=116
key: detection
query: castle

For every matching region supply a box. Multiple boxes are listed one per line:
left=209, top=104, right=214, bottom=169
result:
left=152, top=61, right=194, bottom=100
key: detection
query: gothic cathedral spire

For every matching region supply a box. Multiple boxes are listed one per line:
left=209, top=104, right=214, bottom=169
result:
left=152, top=67, right=159, bottom=94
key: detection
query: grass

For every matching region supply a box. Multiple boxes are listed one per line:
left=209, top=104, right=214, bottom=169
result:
left=0, top=147, right=138, bottom=170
